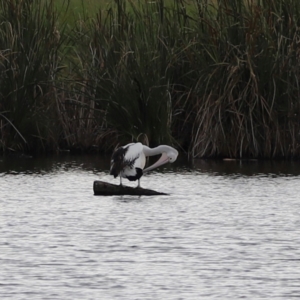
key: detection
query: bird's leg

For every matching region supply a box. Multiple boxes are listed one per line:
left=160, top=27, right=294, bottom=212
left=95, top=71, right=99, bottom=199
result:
left=137, top=178, right=141, bottom=188
left=120, top=176, right=123, bottom=186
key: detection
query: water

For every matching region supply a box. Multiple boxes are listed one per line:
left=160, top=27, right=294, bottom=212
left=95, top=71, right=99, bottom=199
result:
left=1, top=155, right=300, bottom=299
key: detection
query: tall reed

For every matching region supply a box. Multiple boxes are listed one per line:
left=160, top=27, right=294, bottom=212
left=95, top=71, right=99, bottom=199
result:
left=0, top=0, right=66, bottom=153
left=175, top=0, right=300, bottom=158
left=1, top=0, right=300, bottom=158
left=67, top=0, right=180, bottom=148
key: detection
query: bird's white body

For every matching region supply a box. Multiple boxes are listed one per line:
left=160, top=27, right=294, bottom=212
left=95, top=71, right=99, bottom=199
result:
left=120, top=143, right=146, bottom=179
left=110, top=142, right=178, bottom=187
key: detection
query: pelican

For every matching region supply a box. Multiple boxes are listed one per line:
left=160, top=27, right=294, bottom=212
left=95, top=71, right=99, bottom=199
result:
left=110, top=142, right=178, bottom=188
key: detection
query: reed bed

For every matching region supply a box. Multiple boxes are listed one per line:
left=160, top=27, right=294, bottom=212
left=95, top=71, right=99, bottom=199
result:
left=1, top=0, right=300, bottom=158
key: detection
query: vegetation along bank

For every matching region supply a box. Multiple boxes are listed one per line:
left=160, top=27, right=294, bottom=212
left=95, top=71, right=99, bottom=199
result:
left=1, top=0, right=300, bottom=158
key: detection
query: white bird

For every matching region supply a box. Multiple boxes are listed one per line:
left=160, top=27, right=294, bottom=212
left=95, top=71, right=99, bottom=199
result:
left=110, top=142, right=178, bottom=188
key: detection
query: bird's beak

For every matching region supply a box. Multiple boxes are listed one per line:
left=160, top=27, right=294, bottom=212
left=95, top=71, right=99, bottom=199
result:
left=143, top=153, right=169, bottom=173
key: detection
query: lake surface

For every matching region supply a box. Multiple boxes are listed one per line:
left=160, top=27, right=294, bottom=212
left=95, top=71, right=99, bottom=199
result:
left=1, top=155, right=300, bottom=299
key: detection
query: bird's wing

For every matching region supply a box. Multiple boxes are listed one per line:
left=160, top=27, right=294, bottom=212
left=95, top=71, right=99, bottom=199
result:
left=110, top=147, right=127, bottom=177
left=123, top=143, right=143, bottom=165
left=110, top=143, right=143, bottom=177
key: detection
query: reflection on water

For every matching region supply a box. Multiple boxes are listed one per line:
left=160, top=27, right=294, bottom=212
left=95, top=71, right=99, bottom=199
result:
left=0, top=154, right=110, bottom=175
left=1, top=155, right=300, bottom=299
left=2, top=154, right=300, bottom=176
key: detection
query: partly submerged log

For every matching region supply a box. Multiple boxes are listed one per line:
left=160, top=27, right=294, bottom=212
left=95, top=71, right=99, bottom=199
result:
left=93, top=181, right=168, bottom=196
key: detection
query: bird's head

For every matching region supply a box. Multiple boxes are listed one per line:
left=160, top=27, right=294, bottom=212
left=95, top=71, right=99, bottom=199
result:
left=167, top=150, right=178, bottom=163
left=143, top=146, right=178, bottom=172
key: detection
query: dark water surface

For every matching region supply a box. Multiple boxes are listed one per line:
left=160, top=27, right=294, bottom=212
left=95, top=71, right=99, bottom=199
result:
left=1, top=155, right=300, bottom=299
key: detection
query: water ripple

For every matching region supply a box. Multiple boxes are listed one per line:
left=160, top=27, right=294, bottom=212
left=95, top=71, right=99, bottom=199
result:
left=1, top=158, right=300, bottom=299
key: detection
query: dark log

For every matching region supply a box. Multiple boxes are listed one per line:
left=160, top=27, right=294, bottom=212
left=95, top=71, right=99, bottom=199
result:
left=93, top=181, right=168, bottom=196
